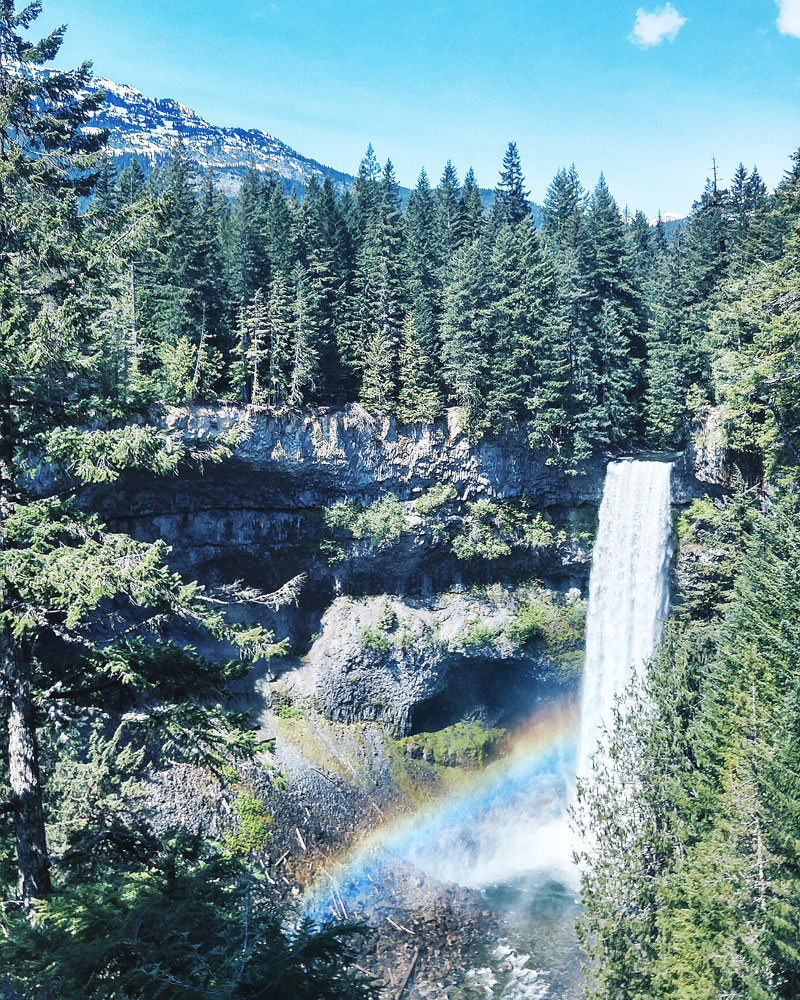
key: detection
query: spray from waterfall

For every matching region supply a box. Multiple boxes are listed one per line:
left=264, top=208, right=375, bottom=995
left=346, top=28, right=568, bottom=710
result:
left=305, top=459, right=674, bottom=916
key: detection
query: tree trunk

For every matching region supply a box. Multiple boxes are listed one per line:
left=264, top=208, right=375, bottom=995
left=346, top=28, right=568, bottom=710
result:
left=3, top=636, right=51, bottom=905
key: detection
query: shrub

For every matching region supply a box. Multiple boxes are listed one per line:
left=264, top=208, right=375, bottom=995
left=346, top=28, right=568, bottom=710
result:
left=461, top=618, right=500, bottom=648
left=224, top=792, right=273, bottom=855
left=360, top=626, right=390, bottom=654
left=322, top=496, right=407, bottom=556
left=323, top=500, right=362, bottom=534
left=415, top=483, right=457, bottom=515
left=675, top=496, right=718, bottom=543
left=451, top=500, right=513, bottom=560
left=504, top=599, right=554, bottom=647
left=357, top=495, right=407, bottom=547
left=451, top=500, right=556, bottom=561
left=375, top=598, right=397, bottom=632
left=521, top=512, right=554, bottom=548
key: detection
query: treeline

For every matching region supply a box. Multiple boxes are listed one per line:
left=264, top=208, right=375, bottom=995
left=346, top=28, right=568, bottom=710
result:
left=81, top=134, right=799, bottom=468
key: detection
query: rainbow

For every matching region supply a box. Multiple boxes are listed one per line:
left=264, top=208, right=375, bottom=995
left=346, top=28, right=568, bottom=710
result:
left=305, top=697, right=581, bottom=921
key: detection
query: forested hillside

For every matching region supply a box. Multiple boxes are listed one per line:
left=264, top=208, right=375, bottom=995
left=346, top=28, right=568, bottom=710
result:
left=10, top=33, right=799, bottom=472
left=1, top=1, right=799, bottom=998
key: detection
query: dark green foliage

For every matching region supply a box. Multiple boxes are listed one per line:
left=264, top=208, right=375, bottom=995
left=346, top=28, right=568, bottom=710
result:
left=450, top=500, right=553, bottom=561
left=492, top=141, right=530, bottom=227
left=1, top=836, right=379, bottom=1000
left=31, top=95, right=792, bottom=473
left=577, top=494, right=800, bottom=1000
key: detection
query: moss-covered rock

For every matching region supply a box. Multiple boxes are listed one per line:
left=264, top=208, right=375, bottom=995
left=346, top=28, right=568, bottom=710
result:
left=397, top=721, right=507, bottom=769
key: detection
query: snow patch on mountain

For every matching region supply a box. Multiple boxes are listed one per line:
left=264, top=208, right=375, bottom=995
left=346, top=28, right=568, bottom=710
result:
left=24, top=64, right=354, bottom=196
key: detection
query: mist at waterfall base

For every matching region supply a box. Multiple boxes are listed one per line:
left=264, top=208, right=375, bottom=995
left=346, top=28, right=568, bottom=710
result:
left=306, top=459, right=674, bottom=989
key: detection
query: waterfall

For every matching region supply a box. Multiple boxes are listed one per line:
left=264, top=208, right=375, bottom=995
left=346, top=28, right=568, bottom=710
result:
left=307, top=458, right=675, bottom=918
left=577, top=459, right=673, bottom=782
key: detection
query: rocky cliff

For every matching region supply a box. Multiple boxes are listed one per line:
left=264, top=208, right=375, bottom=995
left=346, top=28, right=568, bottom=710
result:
left=84, top=402, right=729, bottom=742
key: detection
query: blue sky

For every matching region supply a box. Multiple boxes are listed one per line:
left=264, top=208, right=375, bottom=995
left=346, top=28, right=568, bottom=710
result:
left=38, top=0, right=800, bottom=216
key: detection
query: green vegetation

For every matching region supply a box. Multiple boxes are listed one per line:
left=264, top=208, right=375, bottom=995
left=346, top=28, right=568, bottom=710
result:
left=270, top=690, right=306, bottom=720
left=224, top=792, right=274, bottom=855
left=375, top=598, right=397, bottom=631
left=357, top=496, right=407, bottom=546
left=503, top=599, right=554, bottom=646
left=499, top=590, right=585, bottom=676
left=358, top=599, right=398, bottom=653
left=277, top=702, right=304, bottom=720
left=359, top=626, right=391, bottom=654
left=2, top=1, right=800, bottom=994
left=322, top=496, right=407, bottom=561
left=398, top=721, right=507, bottom=768
left=461, top=618, right=501, bottom=648
left=577, top=493, right=800, bottom=999
left=675, top=495, right=719, bottom=543
left=415, top=482, right=458, bottom=514
left=451, top=500, right=555, bottom=561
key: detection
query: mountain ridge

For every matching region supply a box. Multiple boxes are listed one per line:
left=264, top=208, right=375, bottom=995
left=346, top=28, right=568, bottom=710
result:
left=52, top=66, right=356, bottom=196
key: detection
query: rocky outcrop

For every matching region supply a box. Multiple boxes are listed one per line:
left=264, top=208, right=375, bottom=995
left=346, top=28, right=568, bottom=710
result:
left=83, top=404, right=734, bottom=593
left=274, top=585, right=584, bottom=736
left=165, top=403, right=607, bottom=507
left=673, top=408, right=764, bottom=502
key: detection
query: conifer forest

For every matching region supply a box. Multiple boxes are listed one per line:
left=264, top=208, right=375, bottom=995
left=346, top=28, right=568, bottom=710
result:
left=1, top=2, right=800, bottom=998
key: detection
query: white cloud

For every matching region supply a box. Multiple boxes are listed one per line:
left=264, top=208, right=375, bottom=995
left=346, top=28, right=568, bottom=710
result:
left=777, top=0, right=800, bottom=37
left=631, top=4, right=687, bottom=47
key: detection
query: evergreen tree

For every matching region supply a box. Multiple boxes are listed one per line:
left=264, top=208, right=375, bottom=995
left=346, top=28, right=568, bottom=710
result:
left=580, top=175, right=644, bottom=440
left=360, top=317, right=397, bottom=414
left=405, top=168, right=440, bottom=300
left=678, top=176, right=730, bottom=400
left=352, top=143, right=381, bottom=235
left=89, top=153, right=120, bottom=221
left=483, top=220, right=555, bottom=432
left=265, top=184, right=296, bottom=276
left=404, top=169, right=442, bottom=388
left=118, top=157, right=146, bottom=205
left=352, top=160, right=406, bottom=406
left=288, top=264, right=319, bottom=405
left=228, top=160, right=272, bottom=307
left=644, top=249, right=689, bottom=446
left=434, top=160, right=462, bottom=261
left=441, top=240, right=489, bottom=423
left=460, top=167, right=484, bottom=244
left=542, top=164, right=585, bottom=252
left=268, top=271, right=295, bottom=406
left=246, top=288, right=270, bottom=404
left=0, top=3, right=280, bottom=913
left=397, top=310, right=442, bottom=423
left=492, top=141, right=530, bottom=227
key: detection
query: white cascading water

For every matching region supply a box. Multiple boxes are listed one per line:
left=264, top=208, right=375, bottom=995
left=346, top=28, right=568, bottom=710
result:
left=576, top=459, right=673, bottom=783
left=310, top=458, right=675, bottom=931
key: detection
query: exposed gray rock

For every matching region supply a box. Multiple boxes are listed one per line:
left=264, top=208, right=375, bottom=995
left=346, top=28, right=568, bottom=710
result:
left=163, top=403, right=607, bottom=508
left=673, top=408, right=764, bottom=502
left=279, top=586, right=584, bottom=736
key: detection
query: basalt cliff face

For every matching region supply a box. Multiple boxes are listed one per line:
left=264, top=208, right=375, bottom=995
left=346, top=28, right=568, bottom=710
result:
left=83, top=403, right=729, bottom=743
left=96, top=403, right=605, bottom=580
